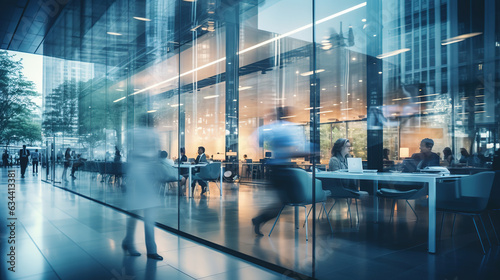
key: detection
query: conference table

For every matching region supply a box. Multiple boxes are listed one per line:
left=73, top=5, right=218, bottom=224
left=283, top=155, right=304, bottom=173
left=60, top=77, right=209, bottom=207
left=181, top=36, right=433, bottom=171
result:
left=177, top=163, right=224, bottom=198
left=315, top=171, right=465, bottom=254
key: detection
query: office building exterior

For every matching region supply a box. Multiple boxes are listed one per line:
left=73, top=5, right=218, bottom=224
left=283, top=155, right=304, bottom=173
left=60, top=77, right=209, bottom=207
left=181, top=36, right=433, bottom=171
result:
left=2, top=0, right=499, bottom=279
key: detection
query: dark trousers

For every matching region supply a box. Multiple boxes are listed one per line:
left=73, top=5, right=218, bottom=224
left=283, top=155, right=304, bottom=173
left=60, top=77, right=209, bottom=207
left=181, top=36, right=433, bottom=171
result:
left=32, top=160, right=38, bottom=173
left=20, top=159, right=28, bottom=176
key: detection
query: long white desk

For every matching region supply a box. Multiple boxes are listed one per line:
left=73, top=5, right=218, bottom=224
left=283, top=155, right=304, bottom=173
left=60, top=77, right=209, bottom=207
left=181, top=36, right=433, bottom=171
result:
left=315, top=171, right=465, bottom=253
left=177, top=163, right=224, bottom=197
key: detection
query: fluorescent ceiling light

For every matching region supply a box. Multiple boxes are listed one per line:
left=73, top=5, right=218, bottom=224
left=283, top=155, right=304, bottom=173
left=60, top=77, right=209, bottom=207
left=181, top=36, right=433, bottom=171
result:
left=117, top=3, right=366, bottom=102
left=147, top=110, right=157, bottom=113
left=238, top=86, right=252, bottom=91
left=441, top=32, right=482, bottom=45
left=238, top=2, right=366, bottom=55
left=203, top=95, right=219, bottom=99
left=376, top=48, right=411, bottom=59
left=107, top=32, right=122, bottom=36
left=133, top=17, right=151, bottom=21
left=170, top=104, right=184, bottom=107
left=340, top=108, right=353, bottom=111
left=113, top=97, right=126, bottom=102
left=300, top=69, right=325, bottom=76
left=280, top=115, right=296, bottom=119
left=190, top=25, right=202, bottom=32
left=317, top=110, right=333, bottom=114
left=116, top=89, right=124, bottom=91
left=304, top=107, right=323, bottom=110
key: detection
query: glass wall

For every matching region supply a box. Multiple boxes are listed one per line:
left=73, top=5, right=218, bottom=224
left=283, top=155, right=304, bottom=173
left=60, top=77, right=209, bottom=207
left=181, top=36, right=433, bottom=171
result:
left=41, top=0, right=499, bottom=279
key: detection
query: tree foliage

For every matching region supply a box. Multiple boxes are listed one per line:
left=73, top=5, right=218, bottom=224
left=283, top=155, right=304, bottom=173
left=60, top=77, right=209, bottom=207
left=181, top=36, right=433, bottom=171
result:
left=0, top=50, right=40, bottom=145
left=42, top=80, right=80, bottom=136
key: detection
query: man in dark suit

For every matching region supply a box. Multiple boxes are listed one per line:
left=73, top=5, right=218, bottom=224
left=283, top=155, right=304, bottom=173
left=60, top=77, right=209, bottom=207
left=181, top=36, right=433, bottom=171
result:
left=411, top=138, right=440, bottom=169
left=191, top=146, right=208, bottom=195
left=19, top=145, right=30, bottom=178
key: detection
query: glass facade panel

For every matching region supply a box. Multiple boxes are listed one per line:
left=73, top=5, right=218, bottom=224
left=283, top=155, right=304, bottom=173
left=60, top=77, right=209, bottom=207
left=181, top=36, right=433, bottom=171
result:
left=38, top=0, right=500, bottom=279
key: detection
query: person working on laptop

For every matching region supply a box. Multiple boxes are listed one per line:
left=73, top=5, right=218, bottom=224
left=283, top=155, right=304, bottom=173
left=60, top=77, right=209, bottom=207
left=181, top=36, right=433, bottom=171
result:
left=329, top=138, right=351, bottom=171
left=328, top=138, right=358, bottom=190
left=411, top=138, right=440, bottom=169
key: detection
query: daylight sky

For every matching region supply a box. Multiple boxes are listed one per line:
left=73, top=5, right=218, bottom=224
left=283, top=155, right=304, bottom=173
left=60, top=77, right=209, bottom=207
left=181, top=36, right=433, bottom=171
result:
left=7, top=50, right=43, bottom=108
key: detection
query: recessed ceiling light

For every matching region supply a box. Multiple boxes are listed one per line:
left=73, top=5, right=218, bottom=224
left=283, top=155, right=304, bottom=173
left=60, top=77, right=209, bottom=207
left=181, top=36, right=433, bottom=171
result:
left=107, top=32, right=122, bottom=36
left=133, top=17, right=151, bottom=21
left=203, top=95, right=219, bottom=99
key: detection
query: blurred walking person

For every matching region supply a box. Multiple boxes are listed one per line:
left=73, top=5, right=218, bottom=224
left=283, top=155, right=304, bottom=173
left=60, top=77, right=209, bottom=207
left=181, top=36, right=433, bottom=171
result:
left=31, top=149, right=40, bottom=174
left=122, top=126, right=165, bottom=260
left=19, top=145, right=30, bottom=178
left=251, top=107, right=311, bottom=236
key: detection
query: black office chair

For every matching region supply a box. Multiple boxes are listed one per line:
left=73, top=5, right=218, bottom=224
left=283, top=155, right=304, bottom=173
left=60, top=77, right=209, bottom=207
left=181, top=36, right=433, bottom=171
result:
left=193, top=162, right=221, bottom=196
left=319, top=178, right=368, bottom=227
left=269, top=168, right=333, bottom=241
left=436, top=171, right=495, bottom=254
left=377, top=187, right=427, bottom=222
left=486, top=171, right=500, bottom=243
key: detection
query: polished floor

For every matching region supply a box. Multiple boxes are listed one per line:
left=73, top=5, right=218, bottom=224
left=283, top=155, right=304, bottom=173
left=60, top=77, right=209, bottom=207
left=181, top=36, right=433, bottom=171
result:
left=0, top=167, right=293, bottom=280
left=2, top=166, right=500, bottom=279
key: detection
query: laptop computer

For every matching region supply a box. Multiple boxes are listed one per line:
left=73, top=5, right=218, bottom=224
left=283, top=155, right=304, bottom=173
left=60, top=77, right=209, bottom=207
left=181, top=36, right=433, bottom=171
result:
left=347, top=158, right=363, bottom=173
left=346, top=158, right=378, bottom=173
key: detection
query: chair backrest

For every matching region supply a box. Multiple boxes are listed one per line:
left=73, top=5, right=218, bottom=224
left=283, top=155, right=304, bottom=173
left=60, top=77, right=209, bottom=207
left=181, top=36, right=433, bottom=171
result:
left=438, top=171, right=495, bottom=212
left=278, top=168, right=326, bottom=204
left=198, top=162, right=221, bottom=180
left=487, top=171, right=500, bottom=209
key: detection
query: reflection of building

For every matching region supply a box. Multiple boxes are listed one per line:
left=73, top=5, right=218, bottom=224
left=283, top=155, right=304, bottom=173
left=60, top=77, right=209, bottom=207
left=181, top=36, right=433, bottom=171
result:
left=42, top=59, right=94, bottom=138
left=381, top=0, right=499, bottom=156
left=2, top=0, right=499, bottom=279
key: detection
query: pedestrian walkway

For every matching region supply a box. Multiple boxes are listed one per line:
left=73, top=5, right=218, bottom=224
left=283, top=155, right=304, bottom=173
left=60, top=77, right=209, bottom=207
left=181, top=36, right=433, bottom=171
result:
left=0, top=167, right=290, bottom=280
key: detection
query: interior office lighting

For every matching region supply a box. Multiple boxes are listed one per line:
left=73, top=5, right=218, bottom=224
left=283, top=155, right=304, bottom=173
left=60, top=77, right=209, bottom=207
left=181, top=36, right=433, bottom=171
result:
left=133, top=17, right=151, bottom=21
left=361, top=18, right=367, bottom=22
left=147, top=110, right=157, bottom=113
left=340, top=108, right=353, bottom=111
left=280, top=115, right=296, bottom=119
left=113, top=97, right=126, bottom=102
left=116, top=89, right=124, bottom=91
left=107, top=32, right=122, bottom=36
left=317, top=110, right=333, bottom=114
left=238, top=86, right=252, bottom=91
left=417, top=93, right=439, bottom=98
left=204, top=95, right=219, bottom=99
left=170, top=104, right=184, bottom=107
left=238, top=2, right=366, bottom=55
left=376, top=48, right=410, bottom=59
left=414, top=100, right=436, bottom=104
left=190, top=25, right=202, bottom=32
left=304, top=107, right=323, bottom=110
left=441, top=32, right=482, bottom=45
left=300, top=69, right=325, bottom=76
left=120, top=3, right=366, bottom=102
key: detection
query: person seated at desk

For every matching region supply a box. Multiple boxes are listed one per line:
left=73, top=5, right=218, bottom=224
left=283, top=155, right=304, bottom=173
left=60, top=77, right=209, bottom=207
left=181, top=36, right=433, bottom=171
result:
left=160, top=151, right=186, bottom=194
left=70, top=154, right=87, bottom=179
left=459, top=148, right=471, bottom=165
left=191, top=146, right=208, bottom=195
left=442, top=147, right=454, bottom=167
left=328, top=138, right=357, bottom=191
left=411, top=138, right=440, bottom=169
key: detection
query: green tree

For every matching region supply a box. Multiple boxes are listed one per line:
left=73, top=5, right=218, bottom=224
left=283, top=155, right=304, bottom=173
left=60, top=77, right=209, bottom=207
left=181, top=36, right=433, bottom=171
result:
left=42, top=80, right=79, bottom=136
left=0, top=51, right=40, bottom=147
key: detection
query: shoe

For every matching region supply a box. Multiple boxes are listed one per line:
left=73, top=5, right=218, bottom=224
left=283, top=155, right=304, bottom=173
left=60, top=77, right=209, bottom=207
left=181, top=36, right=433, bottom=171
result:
left=147, top=253, right=163, bottom=260
left=122, top=243, right=141, bottom=256
left=251, top=218, right=264, bottom=237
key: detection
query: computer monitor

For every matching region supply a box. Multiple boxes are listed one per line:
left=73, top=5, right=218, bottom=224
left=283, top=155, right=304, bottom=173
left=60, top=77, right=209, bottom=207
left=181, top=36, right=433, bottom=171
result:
left=265, top=152, right=272, bottom=158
